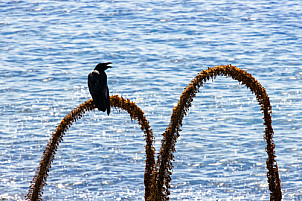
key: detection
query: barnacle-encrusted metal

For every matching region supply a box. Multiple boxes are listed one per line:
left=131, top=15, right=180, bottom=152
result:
left=150, top=65, right=281, bottom=201
left=26, top=96, right=155, bottom=201
left=27, top=65, right=282, bottom=201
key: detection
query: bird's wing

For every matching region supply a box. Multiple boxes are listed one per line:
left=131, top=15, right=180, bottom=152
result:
left=88, top=71, right=102, bottom=97
left=88, top=71, right=108, bottom=112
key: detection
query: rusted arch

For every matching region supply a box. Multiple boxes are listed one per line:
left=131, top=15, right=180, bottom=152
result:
left=27, top=65, right=282, bottom=201
left=153, top=65, right=282, bottom=201
left=26, top=96, right=155, bottom=201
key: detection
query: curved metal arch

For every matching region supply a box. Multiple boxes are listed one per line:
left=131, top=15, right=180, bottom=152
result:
left=27, top=65, right=282, bottom=201
left=26, top=96, right=155, bottom=201
left=153, top=65, right=282, bottom=201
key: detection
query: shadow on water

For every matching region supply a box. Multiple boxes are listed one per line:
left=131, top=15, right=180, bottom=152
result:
left=26, top=65, right=282, bottom=201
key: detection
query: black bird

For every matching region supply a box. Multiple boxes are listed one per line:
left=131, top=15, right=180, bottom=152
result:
left=88, top=62, right=112, bottom=115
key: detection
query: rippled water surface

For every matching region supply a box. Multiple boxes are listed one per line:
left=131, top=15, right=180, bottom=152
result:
left=0, top=0, right=301, bottom=200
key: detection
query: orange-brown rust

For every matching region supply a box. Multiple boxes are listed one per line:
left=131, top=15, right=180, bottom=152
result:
left=151, top=65, right=281, bottom=201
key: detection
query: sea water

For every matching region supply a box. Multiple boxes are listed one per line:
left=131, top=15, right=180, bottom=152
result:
left=0, top=0, right=301, bottom=200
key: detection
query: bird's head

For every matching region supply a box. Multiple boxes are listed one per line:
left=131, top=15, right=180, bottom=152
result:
left=94, top=62, right=112, bottom=72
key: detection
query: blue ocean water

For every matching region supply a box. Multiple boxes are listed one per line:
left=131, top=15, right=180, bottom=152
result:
left=0, top=0, right=301, bottom=200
